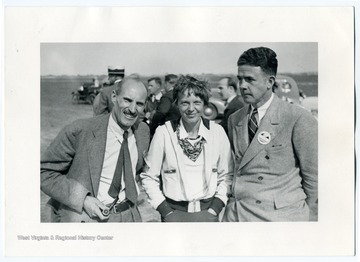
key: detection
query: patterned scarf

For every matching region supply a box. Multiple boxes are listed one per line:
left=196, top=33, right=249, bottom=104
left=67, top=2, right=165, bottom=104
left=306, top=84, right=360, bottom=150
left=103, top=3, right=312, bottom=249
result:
left=176, top=124, right=206, bottom=162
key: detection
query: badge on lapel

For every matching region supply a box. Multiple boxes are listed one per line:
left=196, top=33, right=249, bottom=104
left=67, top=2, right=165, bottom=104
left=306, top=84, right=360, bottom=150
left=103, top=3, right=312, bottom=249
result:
left=258, top=131, right=271, bottom=145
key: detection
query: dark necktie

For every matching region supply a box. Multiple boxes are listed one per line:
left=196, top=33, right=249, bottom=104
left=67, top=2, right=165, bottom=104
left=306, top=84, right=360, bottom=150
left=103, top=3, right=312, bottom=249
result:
left=108, top=131, right=137, bottom=204
left=248, top=108, right=258, bottom=143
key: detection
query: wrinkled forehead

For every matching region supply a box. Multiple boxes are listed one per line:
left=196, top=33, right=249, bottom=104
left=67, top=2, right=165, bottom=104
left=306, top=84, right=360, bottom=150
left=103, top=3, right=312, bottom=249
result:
left=238, top=65, right=266, bottom=76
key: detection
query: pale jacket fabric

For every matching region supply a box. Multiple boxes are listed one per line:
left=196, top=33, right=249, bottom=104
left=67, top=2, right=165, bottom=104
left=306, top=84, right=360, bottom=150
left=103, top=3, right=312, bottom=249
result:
left=141, top=119, right=234, bottom=210
left=223, top=95, right=318, bottom=222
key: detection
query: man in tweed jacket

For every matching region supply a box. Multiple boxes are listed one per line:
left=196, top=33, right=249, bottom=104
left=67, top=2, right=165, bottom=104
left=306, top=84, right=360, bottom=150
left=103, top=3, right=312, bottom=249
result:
left=41, top=76, right=150, bottom=222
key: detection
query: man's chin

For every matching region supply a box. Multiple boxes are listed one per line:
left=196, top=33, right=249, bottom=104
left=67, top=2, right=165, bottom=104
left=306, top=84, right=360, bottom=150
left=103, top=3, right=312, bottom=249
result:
left=118, top=117, right=137, bottom=130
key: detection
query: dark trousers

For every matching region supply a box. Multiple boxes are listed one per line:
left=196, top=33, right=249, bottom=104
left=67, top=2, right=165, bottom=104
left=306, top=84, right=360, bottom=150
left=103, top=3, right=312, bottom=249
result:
left=162, top=197, right=218, bottom=222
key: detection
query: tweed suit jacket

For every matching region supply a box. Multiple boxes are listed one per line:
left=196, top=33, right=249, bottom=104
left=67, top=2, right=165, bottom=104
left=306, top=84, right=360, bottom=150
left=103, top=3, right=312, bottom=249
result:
left=41, top=114, right=150, bottom=222
left=220, top=95, right=245, bottom=134
left=222, top=95, right=318, bottom=222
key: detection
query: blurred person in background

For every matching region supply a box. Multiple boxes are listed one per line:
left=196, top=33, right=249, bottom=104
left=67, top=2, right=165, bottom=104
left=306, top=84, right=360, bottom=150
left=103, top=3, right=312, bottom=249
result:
left=41, top=76, right=150, bottom=223
left=143, top=77, right=163, bottom=124
left=93, top=66, right=125, bottom=115
left=141, top=75, right=233, bottom=222
left=149, top=74, right=180, bottom=137
left=217, top=76, right=245, bottom=134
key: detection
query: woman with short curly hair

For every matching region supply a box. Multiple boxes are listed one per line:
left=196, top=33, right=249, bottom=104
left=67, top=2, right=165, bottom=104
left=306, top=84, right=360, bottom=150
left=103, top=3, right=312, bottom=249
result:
left=141, top=75, right=234, bottom=222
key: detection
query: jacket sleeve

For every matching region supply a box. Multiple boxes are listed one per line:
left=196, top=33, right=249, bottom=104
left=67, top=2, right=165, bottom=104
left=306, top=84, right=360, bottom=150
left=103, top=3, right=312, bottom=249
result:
left=93, top=90, right=109, bottom=116
left=292, top=112, right=318, bottom=221
left=140, top=126, right=167, bottom=210
left=211, top=125, right=234, bottom=212
left=40, top=123, right=90, bottom=213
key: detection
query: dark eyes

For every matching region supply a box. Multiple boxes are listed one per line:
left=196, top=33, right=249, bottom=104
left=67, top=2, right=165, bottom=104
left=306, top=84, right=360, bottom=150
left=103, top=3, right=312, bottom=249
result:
left=181, top=101, right=202, bottom=105
left=123, top=97, right=144, bottom=107
left=237, top=76, right=254, bottom=82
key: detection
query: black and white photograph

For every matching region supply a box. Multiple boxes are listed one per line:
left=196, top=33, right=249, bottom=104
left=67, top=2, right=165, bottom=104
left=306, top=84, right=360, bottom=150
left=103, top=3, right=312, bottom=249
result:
left=3, top=5, right=356, bottom=259
left=40, top=42, right=319, bottom=223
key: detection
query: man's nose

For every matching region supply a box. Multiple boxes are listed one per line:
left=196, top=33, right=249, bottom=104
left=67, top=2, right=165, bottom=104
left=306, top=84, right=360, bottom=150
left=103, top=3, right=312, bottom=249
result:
left=239, top=81, right=247, bottom=90
left=128, top=102, right=136, bottom=112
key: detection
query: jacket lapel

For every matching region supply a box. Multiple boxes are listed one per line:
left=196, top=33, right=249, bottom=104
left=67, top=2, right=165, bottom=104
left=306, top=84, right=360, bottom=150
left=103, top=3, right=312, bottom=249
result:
left=133, top=122, right=150, bottom=173
left=234, top=107, right=250, bottom=157
left=87, top=115, right=109, bottom=196
left=201, top=120, right=213, bottom=190
left=239, top=96, right=281, bottom=170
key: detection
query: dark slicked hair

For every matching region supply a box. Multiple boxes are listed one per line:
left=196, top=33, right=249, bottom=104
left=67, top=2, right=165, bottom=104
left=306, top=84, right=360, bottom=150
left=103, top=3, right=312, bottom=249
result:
left=237, top=47, right=278, bottom=76
left=222, top=77, right=238, bottom=91
left=147, top=76, right=162, bottom=86
left=173, top=75, right=210, bottom=106
left=165, top=74, right=178, bottom=83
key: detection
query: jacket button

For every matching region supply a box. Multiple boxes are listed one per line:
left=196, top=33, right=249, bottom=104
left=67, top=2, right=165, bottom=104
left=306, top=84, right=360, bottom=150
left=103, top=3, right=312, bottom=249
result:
left=258, top=176, right=263, bottom=181
left=256, top=200, right=261, bottom=204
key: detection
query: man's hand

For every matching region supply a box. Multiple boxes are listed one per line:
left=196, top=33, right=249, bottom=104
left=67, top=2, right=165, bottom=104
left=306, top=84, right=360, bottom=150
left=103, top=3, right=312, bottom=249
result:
left=145, top=112, right=151, bottom=120
left=83, top=195, right=108, bottom=221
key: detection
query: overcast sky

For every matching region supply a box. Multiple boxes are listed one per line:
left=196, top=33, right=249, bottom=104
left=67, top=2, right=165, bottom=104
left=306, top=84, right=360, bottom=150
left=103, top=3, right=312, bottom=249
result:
left=41, top=42, right=317, bottom=76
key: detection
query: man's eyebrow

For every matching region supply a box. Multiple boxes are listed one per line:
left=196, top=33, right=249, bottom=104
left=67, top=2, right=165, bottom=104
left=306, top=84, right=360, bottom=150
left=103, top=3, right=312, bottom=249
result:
left=123, top=96, right=133, bottom=101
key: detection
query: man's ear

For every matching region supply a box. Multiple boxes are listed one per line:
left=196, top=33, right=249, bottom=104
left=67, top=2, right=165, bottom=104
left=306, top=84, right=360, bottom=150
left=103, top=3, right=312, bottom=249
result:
left=228, top=85, right=235, bottom=94
left=267, top=75, right=276, bottom=90
left=111, top=90, right=117, bottom=103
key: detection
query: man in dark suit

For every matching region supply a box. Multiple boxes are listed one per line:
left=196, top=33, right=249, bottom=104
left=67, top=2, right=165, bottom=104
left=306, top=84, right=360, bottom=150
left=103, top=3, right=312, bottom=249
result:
left=222, top=47, right=318, bottom=222
left=93, top=66, right=125, bottom=116
left=217, top=77, right=245, bottom=134
left=41, top=76, right=150, bottom=223
left=149, top=74, right=180, bottom=137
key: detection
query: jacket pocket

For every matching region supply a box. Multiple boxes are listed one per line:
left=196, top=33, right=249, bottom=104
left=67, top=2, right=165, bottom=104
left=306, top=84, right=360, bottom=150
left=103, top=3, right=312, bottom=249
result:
left=164, top=168, right=176, bottom=174
left=274, top=190, right=307, bottom=209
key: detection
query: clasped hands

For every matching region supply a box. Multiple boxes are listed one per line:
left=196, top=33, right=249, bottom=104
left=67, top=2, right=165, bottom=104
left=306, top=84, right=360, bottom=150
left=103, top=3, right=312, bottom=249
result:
left=163, top=208, right=218, bottom=222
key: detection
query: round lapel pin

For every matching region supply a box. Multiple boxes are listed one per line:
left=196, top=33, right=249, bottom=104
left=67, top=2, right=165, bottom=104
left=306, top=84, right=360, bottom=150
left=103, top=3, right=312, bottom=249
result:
left=258, top=131, right=271, bottom=145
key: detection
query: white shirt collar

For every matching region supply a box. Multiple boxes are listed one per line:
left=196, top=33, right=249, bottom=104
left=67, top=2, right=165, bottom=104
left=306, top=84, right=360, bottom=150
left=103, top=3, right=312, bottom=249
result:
left=155, top=92, right=162, bottom=100
left=179, top=118, right=209, bottom=142
left=109, top=114, right=133, bottom=140
left=250, top=93, right=274, bottom=123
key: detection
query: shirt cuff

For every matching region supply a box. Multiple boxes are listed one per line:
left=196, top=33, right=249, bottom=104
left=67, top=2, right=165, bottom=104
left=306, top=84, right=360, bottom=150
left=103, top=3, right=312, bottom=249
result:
left=209, top=197, right=225, bottom=215
left=156, top=200, right=174, bottom=217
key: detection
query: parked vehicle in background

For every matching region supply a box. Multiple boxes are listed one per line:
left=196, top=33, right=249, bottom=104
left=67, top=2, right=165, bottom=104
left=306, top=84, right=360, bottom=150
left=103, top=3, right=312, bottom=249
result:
left=202, top=75, right=318, bottom=120
left=203, top=97, right=226, bottom=120
left=273, top=75, right=301, bottom=105
left=72, top=80, right=102, bottom=104
left=273, top=74, right=318, bottom=119
left=301, top=96, right=318, bottom=119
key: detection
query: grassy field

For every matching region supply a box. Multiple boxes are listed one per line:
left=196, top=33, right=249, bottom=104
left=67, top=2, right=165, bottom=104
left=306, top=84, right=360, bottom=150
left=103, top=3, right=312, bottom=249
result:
left=41, top=73, right=318, bottom=222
